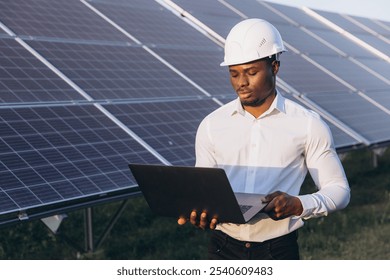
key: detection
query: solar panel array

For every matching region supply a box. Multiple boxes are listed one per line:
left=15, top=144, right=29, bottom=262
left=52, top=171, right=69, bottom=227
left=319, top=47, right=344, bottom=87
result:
left=1, top=0, right=389, bottom=224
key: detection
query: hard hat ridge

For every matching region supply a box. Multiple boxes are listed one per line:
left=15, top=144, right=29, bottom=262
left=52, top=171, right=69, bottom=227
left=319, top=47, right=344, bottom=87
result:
left=220, top=18, right=286, bottom=66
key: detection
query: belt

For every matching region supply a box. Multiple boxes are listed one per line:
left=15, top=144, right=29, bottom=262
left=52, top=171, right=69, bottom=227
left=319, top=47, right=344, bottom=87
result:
left=213, top=229, right=298, bottom=249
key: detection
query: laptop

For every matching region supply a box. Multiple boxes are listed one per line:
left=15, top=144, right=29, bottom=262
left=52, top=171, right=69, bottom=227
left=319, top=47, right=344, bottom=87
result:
left=128, top=164, right=267, bottom=224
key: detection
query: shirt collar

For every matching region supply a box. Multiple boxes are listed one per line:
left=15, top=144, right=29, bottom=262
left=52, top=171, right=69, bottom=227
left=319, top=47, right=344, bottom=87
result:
left=231, top=90, right=286, bottom=117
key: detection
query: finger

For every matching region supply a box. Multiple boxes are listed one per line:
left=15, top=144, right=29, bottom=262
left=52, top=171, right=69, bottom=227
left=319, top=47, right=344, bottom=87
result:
left=210, top=218, right=218, bottom=230
left=264, top=191, right=281, bottom=201
left=190, top=210, right=197, bottom=226
left=263, top=198, right=276, bottom=212
left=199, top=212, right=208, bottom=230
left=177, top=217, right=187, bottom=225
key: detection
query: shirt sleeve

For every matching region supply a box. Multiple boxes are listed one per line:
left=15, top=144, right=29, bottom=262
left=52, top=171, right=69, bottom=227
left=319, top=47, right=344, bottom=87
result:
left=297, top=114, right=350, bottom=219
left=195, top=117, right=217, bottom=168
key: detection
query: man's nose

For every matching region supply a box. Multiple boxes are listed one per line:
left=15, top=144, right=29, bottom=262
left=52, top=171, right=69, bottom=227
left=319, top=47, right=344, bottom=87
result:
left=238, top=74, right=249, bottom=87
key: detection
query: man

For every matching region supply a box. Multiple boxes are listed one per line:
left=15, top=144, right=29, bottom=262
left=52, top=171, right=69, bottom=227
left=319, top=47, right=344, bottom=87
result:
left=178, top=19, right=350, bottom=260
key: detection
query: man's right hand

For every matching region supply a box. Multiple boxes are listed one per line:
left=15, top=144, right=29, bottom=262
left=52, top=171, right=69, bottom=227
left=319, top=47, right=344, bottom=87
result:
left=177, top=210, right=218, bottom=230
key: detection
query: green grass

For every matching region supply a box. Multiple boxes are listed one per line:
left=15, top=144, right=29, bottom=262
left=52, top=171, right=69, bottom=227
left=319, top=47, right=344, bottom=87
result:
left=0, top=148, right=389, bottom=259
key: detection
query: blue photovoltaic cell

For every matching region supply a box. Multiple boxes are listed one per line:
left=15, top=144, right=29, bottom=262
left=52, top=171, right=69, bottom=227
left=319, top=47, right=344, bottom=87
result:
left=27, top=40, right=205, bottom=101
left=169, top=0, right=242, bottom=38
left=263, top=2, right=328, bottom=29
left=315, top=10, right=390, bottom=57
left=156, top=48, right=233, bottom=97
left=275, top=24, right=340, bottom=56
left=263, top=2, right=385, bottom=59
left=89, top=0, right=216, bottom=49
left=305, top=28, right=378, bottom=59
left=278, top=51, right=351, bottom=95
left=0, top=105, right=161, bottom=214
left=311, top=55, right=389, bottom=92
left=357, top=57, right=390, bottom=81
left=88, top=0, right=231, bottom=97
left=348, top=16, right=390, bottom=38
left=224, top=0, right=293, bottom=28
left=0, top=0, right=128, bottom=42
left=103, top=98, right=224, bottom=166
left=285, top=93, right=361, bottom=149
left=362, top=89, right=390, bottom=111
left=0, top=38, right=83, bottom=103
left=306, top=92, right=390, bottom=143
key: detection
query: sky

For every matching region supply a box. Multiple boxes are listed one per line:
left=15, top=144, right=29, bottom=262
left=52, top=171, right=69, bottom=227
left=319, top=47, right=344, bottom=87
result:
left=264, top=0, right=390, bottom=22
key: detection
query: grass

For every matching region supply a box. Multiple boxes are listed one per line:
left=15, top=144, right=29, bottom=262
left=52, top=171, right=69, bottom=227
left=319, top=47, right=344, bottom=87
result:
left=0, top=148, right=389, bottom=259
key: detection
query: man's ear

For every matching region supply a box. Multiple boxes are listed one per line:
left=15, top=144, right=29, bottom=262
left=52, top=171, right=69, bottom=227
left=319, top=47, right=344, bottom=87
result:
left=272, top=60, right=280, bottom=75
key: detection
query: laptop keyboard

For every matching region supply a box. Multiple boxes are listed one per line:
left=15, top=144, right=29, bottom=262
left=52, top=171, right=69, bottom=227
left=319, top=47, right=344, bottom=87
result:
left=239, top=204, right=252, bottom=214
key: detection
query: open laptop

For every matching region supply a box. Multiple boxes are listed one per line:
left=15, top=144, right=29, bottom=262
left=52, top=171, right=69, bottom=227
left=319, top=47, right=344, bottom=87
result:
left=128, top=164, right=266, bottom=224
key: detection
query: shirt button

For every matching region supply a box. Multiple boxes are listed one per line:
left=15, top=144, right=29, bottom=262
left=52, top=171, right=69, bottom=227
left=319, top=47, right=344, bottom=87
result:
left=245, top=242, right=251, bottom=248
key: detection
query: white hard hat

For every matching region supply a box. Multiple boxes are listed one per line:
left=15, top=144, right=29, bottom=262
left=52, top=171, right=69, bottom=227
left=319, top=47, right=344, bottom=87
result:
left=220, top=18, right=286, bottom=66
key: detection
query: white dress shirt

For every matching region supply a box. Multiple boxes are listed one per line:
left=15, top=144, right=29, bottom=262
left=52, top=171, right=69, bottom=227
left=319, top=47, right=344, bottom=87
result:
left=195, top=92, right=350, bottom=242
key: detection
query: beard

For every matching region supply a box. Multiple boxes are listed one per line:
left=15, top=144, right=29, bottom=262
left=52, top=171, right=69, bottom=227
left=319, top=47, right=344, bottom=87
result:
left=240, top=97, right=267, bottom=107
left=240, top=90, right=276, bottom=107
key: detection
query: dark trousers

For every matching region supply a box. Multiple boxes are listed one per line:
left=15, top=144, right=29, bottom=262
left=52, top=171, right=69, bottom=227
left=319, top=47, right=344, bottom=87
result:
left=208, top=230, right=300, bottom=260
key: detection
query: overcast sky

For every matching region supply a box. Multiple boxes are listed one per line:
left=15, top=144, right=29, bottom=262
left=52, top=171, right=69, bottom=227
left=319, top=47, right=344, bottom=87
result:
left=264, top=0, right=390, bottom=22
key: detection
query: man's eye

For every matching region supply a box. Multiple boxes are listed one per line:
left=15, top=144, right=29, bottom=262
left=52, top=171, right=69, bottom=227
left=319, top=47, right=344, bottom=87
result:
left=248, top=71, right=257, bottom=76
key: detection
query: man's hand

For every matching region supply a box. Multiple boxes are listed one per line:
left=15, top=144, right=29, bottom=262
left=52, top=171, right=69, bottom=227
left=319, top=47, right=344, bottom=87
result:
left=177, top=210, right=218, bottom=230
left=262, top=191, right=303, bottom=220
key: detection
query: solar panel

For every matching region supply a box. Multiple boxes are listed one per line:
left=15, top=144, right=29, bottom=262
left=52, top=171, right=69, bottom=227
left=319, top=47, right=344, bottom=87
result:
left=168, top=0, right=242, bottom=37
left=348, top=16, right=390, bottom=38
left=27, top=39, right=205, bottom=101
left=89, top=0, right=211, bottom=48
left=0, top=38, right=82, bottom=103
left=284, top=94, right=362, bottom=150
left=87, top=0, right=232, bottom=97
left=376, top=19, right=390, bottom=31
left=308, top=28, right=379, bottom=58
left=315, top=10, right=390, bottom=57
left=363, top=89, right=390, bottom=111
left=0, top=0, right=231, bottom=221
left=261, top=1, right=327, bottom=30
left=0, top=0, right=129, bottom=42
left=310, top=54, right=389, bottom=92
left=306, top=92, right=390, bottom=143
left=275, top=24, right=341, bottom=56
left=357, top=57, right=390, bottom=80
left=0, top=104, right=161, bottom=215
left=278, top=51, right=351, bottom=94
left=103, top=98, right=224, bottom=166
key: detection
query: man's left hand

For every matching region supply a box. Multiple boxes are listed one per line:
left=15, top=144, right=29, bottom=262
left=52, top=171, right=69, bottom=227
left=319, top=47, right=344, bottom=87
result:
left=262, top=191, right=303, bottom=220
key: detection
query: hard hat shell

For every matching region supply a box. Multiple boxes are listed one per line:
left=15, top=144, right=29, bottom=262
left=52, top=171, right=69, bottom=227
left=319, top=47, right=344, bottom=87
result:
left=220, top=18, right=286, bottom=66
